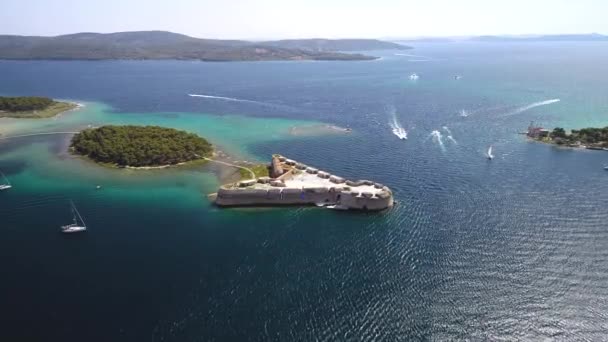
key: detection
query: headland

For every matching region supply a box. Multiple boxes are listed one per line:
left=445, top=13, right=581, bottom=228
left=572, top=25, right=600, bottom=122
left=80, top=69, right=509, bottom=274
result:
left=527, top=122, right=608, bottom=151
left=212, top=154, right=394, bottom=211
left=0, top=96, right=78, bottom=118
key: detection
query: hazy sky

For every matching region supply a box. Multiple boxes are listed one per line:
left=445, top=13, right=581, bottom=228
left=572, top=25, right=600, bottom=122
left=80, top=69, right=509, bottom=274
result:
left=1, top=0, right=607, bottom=39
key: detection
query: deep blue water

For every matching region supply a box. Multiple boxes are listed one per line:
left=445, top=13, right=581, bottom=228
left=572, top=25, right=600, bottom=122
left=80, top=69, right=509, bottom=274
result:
left=1, top=42, right=608, bottom=341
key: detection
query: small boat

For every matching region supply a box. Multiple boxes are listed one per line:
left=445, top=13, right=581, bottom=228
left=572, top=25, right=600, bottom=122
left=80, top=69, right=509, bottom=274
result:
left=604, top=165, right=608, bottom=170
left=459, top=109, right=469, bottom=118
left=392, top=127, right=408, bottom=140
left=96, top=185, right=102, bottom=190
left=61, top=201, right=87, bottom=233
left=487, top=145, right=494, bottom=160
left=409, top=73, right=419, bottom=80
left=0, top=170, right=11, bottom=191
left=454, top=75, right=462, bottom=80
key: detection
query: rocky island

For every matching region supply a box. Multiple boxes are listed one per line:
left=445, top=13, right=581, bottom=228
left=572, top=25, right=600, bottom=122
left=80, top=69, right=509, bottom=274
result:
left=531, top=125, right=608, bottom=150
left=213, top=155, right=394, bottom=211
left=0, top=96, right=77, bottom=118
left=70, top=125, right=213, bottom=167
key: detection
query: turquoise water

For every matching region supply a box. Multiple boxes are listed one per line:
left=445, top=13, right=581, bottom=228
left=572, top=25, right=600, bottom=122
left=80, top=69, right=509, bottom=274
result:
left=1, top=42, right=608, bottom=341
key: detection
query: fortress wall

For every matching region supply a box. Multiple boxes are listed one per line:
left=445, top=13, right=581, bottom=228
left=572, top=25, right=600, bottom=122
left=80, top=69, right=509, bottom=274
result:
left=215, top=156, right=393, bottom=210
left=216, top=186, right=392, bottom=210
left=338, top=190, right=393, bottom=210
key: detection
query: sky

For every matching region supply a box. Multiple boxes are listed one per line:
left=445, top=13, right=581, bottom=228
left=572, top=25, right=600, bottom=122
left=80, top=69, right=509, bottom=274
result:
left=1, top=0, right=607, bottom=39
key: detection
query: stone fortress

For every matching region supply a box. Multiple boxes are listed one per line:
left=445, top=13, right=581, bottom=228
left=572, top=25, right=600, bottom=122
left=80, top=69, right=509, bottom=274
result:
left=214, top=155, right=394, bottom=211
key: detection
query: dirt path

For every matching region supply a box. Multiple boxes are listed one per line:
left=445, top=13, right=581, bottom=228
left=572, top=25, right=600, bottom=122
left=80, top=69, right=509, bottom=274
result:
left=204, top=157, right=255, bottom=180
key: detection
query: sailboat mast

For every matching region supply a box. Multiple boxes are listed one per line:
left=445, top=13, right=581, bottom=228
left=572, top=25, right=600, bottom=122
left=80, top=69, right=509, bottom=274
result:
left=70, top=201, right=87, bottom=227
left=0, top=170, right=9, bottom=185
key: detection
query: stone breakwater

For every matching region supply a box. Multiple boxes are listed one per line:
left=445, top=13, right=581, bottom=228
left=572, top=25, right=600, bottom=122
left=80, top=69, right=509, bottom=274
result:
left=214, top=155, right=394, bottom=211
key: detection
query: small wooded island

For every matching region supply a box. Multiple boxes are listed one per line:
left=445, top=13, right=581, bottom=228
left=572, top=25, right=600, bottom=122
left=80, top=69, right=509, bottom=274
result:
left=70, top=125, right=213, bottom=167
left=533, top=126, right=608, bottom=150
left=0, top=96, right=77, bottom=118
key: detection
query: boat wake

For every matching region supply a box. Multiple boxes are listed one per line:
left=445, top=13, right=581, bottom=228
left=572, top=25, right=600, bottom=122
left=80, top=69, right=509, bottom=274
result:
left=188, top=93, right=262, bottom=104
left=506, top=98, right=561, bottom=116
left=188, top=93, right=302, bottom=112
left=394, top=53, right=435, bottom=62
left=441, top=126, right=458, bottom=144
left=430, top=130, right=445, bottom=151
left=388, top=106, right=407, bottom=140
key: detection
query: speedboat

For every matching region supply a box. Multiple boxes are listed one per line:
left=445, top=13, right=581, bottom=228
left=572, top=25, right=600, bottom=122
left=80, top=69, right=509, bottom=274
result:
left=392, top=127, right=407, bottom=140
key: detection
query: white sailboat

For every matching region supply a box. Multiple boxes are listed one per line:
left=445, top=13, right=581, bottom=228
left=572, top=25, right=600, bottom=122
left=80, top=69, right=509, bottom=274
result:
left=61, top=201, right=87, bottom=233
left=409, top=73, right=419, bottom=80
left=0, top=170, right=11, bottom=190
left=487, top=145, right=494, bottom=160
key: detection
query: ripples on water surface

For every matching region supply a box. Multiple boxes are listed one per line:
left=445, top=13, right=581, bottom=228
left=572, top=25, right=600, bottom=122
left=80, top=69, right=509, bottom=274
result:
left=1, top=43, right=608, bottom=341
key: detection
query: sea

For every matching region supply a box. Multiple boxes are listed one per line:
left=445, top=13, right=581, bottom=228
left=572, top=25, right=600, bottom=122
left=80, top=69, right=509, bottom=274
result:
left=1, top=42, right=608, bottom=341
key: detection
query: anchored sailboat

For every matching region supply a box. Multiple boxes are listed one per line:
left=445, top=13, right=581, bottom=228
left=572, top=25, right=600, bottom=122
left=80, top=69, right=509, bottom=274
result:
left=61, top=201, right=87, bottom=233
left=0, top=170, right=11, bottom=190
left=487, top=145, right=494, bottom=160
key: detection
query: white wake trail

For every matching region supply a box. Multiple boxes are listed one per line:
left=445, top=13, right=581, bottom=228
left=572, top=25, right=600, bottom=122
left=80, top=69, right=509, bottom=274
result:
left=507, top=98, right=561, bottom=116
left=387, top=105, right=407, bottom=140
left=430, top=130, right=445, bottom=151
left=442, top=126, right=457, bottom=144
left=188, top=93, right=263, bottom=104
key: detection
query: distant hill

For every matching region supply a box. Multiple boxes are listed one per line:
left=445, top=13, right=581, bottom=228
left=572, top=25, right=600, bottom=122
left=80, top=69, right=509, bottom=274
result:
left=259, top=39, right=410, bottom=51
left=471, top=34, right=608, bottom=42
left=0, top=31, right=406, bottom=61
left=394, top=33, right=608, bottom=43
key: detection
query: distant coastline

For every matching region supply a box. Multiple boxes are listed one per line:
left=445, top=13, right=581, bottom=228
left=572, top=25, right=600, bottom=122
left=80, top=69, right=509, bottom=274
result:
left=0, top=31, right=410, bottom=62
